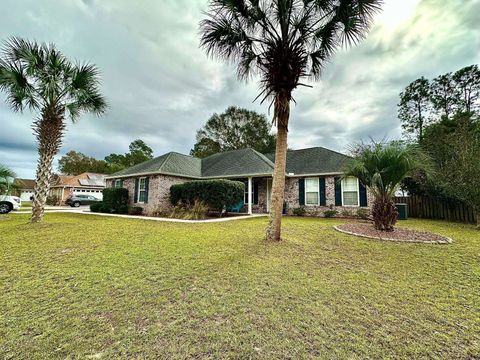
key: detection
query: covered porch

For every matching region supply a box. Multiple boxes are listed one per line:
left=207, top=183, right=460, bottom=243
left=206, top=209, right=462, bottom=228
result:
left=230, top=176, right=273, bottom=215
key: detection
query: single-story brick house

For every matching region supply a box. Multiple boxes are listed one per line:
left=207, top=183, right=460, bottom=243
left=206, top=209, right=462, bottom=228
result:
left=49, top=172, right=106, bottom=204
left=105, top=147, right=373, bottom=216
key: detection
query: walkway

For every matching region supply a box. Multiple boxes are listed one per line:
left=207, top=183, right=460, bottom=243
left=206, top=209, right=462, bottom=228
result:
left=12, top=208, right=267, bottom=223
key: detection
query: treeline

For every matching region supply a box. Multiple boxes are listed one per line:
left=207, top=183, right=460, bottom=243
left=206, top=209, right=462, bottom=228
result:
left=58, top=139, right=154, bottom=175
left=398, top=64, right=479, bottom=140
left=398, top=64, right=480, bottom=225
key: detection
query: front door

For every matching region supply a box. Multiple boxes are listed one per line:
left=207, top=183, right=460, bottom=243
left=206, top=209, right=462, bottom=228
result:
left=267, top=178, right=272, bottom=213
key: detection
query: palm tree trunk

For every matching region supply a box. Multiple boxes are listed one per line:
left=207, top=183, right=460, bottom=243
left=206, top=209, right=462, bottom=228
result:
left=372, top=196, right=398, bottom=231
left=31, top=107, right=65, bottom=223
left=266, top=93, right=290, bottom=241
left=31, top=150, right=56, bottom=222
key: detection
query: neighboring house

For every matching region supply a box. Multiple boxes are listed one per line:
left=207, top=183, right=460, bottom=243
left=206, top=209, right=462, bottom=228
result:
left=49, top=173, right=106, bottom=204
left=14, top=178, right=36, bottom=202
left=105, top=147, right=373, bottom=216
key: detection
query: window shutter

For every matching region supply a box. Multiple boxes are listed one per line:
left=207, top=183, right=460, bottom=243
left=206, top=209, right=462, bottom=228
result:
left=134, top=178, right=139, bottom=203
left=120, top=179, right=124, bottom=188
left=319, top=177, right=326, bottom=206
left=359, top=181, right=367, bottom=207
left=145, top=177, right=150, bottom=203
left=299, top=178, right=305, bottom=205
left=111, top=180, right=115, bottom=188
left=334, top=177, right=342, bottom=206
left=253, top=180, right=259, bottom=205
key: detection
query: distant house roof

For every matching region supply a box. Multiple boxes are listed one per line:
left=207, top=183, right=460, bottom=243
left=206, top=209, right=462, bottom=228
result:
left=51, top=173, right=106, bottom=188
left=14, top=178, right=36, bottom=190
left=107, top=147, right=349, bottom=179
left=265, top=147, right=351, bottom=175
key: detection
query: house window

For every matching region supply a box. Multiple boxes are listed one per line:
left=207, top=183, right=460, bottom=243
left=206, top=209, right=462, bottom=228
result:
left=114, top=179, right=121, bottom=188
left=305, top=177, right=319, bottom=205
left=342, top=177, right=359, bottom=206
left=138, top=177, right=146, bottom=203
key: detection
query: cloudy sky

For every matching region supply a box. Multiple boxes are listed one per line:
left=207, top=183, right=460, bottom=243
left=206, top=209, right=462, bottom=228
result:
left=1, top=0, right=479, bottom=178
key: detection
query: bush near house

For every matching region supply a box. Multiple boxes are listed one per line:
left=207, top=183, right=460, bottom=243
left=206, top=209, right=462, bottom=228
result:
left=128, top=206, right=143, bottom=215
left=356, top=208, right=371, bottom=220
left=170, top=180, right=244, bottom=213
left=90, top=202, right=104, bottom=213
left=101, top=188, right=129, bottom=214
left=292, top=206, right=306, bottom=216
left=46, top=195, right=61, bottom=206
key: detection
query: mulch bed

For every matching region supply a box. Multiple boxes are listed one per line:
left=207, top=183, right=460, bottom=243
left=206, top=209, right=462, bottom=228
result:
left=335, top=223, right=453, bottom=244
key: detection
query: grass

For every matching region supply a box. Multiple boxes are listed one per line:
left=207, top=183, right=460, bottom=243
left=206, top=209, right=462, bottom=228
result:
left=1, top=214, right=479, bottom=359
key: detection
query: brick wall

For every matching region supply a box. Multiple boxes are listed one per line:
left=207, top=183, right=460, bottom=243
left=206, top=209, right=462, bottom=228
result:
left=107, top=175, right=189, bottom=215
left=107, top=174, right=373, bottom=217
left=283, top=176, right=372, bottom=216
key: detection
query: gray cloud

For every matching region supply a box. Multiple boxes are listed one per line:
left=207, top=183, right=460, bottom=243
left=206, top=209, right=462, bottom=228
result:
left=0, top=0, right=479, bottom=178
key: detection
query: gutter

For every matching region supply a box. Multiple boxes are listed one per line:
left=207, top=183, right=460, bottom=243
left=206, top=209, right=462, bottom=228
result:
left=105, top=171, right=343, bottom=180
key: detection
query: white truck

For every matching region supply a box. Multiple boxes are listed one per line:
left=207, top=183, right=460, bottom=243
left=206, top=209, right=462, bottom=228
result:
left=0, top=195, right=21, bottom=214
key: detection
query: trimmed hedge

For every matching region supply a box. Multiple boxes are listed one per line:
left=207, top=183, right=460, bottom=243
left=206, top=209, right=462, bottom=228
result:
left=170, top=180, right=244, bottom=211
left=102, top=188, right=129, bottom=214
left=90, top=202, right=104, bottom=213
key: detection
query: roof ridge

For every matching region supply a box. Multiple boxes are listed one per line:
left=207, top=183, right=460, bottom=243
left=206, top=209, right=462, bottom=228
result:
left=250, top=148, right=275, bottom=169
left=158, top=152, right=174, bottom=173
left=290, top=146, right=349, bottom=158
left=168, top=151, right=199, bottom=159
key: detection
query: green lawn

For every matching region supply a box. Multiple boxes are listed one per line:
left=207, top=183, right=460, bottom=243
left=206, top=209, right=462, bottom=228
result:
left=1, top=214, right=479, bottom=358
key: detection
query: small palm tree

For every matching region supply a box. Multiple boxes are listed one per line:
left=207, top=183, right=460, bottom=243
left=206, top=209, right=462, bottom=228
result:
left=344, top=142, right=427, bottom=231
left=200, top=0, right=382, bottom=240
left=0, top=164, right=16, bottom=194
left=0, top=38, right=107, bottom=222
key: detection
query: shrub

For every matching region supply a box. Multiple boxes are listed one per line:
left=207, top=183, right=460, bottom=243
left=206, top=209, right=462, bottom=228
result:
left=102, top=188, right=128, bottom=213
left=90, top=202, right=104, bottom=213
left=356, top=208, right=371, bottom=220
left=293, top=206, right=306, bottom=216
left=128, top=206, right=143, bottom=215
left=117, top=205, right=128, bottom=214
left=341, top=208, right=354, bottom=218
left=46, top=195, right=60, bottom=206
left=169, top=200, right=209, bottom=220
left=170, top=180, right=244, bottom=212
left=323, top=209, right=338, bottom=218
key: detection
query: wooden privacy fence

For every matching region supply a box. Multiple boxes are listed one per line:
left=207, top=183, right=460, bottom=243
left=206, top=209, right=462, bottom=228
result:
left=393, top=195, right=476, bottom=224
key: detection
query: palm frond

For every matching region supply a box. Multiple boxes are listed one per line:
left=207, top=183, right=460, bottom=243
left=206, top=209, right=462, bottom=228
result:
left=200, top=0, right=382, bottom=102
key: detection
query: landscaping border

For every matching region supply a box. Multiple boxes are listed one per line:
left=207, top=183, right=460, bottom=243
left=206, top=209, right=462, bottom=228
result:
left=334, top=224, right=453, bottom=244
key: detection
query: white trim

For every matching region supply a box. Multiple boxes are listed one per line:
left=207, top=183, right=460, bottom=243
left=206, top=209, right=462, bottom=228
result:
left=137, top=177, right=147, bottom=204
left=105, top=171, right=342, bottom=180
left=304, top=177, right=320, bottom=206
left=248, top=177, right=252, bottom=215
left=341, top=177, right=360, bottom=207
left=105, top=171, right=274, bottom=180
left=288, top=172, right=342, bottom=178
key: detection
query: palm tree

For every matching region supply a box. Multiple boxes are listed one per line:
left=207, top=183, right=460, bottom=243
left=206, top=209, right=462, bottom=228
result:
left=344, top=142, right=427, bottom=231
left=0, top=164, right=16, bottom=194
left=200, top=0, right=382, bottom=240
left=0, top=38, right=107, bottom=222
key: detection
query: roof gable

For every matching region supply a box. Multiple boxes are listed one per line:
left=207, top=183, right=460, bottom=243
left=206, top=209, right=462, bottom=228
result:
left=201, top=148, right=274, bottom=177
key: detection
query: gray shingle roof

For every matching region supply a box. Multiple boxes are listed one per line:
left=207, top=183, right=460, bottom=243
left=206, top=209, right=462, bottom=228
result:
left=202, top=148, right=274, bottom=177
left=265, top=147, right=351, bottom=175
left=110, top=152, right=202, bottom=178
left=109, top=147, right=349, bottom=178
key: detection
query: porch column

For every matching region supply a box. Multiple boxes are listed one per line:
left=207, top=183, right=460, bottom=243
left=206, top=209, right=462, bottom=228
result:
left=248, top=177, right=253, bottom=215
